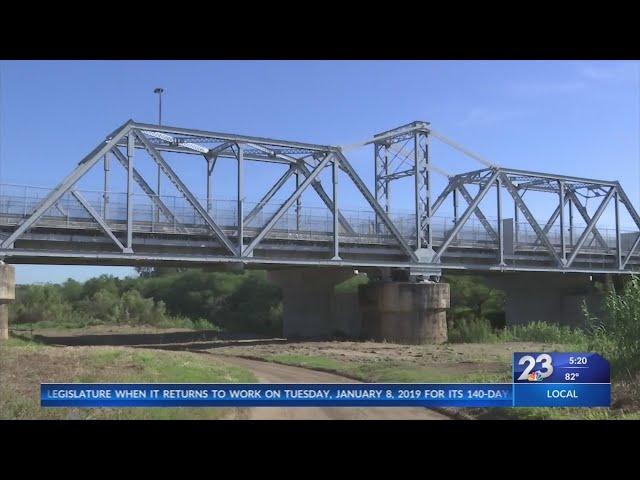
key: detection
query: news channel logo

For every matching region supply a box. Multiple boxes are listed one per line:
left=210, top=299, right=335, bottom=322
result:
left=517, top=353, right=554, bottom=382
left=512, top=352, right=610, bottom=384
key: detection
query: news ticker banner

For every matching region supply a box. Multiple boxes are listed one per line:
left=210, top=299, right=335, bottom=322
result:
left=40, top=352, right=611, bottom=409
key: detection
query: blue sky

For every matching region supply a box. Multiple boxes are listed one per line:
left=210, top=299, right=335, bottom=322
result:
left=0, top=60, right=638, bottom=284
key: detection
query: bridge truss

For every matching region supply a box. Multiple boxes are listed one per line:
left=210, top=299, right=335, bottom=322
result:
left=0, top=120, right=638, bottom=276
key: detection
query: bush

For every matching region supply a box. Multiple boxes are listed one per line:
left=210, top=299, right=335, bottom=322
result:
left=448, top=318, right=589, bottom=346
left=584, top=275, right=640, bottom=378
left=500, top=321, right=588, bottom=345
left=9, top=269, right=283, bottom=334
left=448, top=317, right=498, bottom=343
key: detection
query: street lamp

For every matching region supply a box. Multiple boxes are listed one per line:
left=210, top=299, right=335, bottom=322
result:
left=153, top=87, right=164, bottom=126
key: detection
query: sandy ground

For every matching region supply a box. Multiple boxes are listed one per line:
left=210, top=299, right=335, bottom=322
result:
left=221, top=355, right=449, bottom=420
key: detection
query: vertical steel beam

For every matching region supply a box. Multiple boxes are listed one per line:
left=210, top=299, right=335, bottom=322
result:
left=559, top=181, right=566, bottom=261
left=103, top=153, right=110, bottom=220
left=374, top=143, right=380, bottom=231
left=568, top=198, right=574, bottom=247
left=453, top=188, right=458, bottom=223
left=126, top=134, right=134, bottom=252
left=156, top=164, right=161, bottom=223
left=514, top=194, right=519, bottom=244
left=295, top=171, right=301, bottom=231
left=615, top=190, right=622, bottom=269
left=452, top=187, right=458, bottom=242
left=497, top=177, right=504, bottom=265
left=425, top=133, right=432, bottom=247
left=413, top=132, right=422, bottom=249
left=384, top=147, right=390, bottom=215
left=332, top=157, right=340, bottom=260
left=206, top=155, right=214, bottom=214
left=237, top=144, right=244, bottom=255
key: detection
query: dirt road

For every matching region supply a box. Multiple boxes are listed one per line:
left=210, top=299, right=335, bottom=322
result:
left=221, top=355, right=449, bottom=420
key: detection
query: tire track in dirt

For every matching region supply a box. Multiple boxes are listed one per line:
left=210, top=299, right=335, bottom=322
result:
left=219, top=355, right=450, bottom=420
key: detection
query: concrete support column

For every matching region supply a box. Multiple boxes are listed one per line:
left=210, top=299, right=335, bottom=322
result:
left=0, top=264, right=16, bottom=340
left=359, top=282, right=450, bottom=344
left=485, top=273, right=606, bottom=327
left=267, top=268, right=355, bottom=338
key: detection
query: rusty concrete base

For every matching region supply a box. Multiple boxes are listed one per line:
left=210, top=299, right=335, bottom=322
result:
left=359, top=282, right=450, bottom=344
left=0, top=264, right=15, bottom=340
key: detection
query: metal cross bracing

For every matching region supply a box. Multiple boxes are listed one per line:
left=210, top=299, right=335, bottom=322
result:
left=0, top=119, right=639, bottom=277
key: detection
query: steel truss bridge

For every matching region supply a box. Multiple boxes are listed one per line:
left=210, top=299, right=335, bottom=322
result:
left=1, top=119, right=639, bottom=277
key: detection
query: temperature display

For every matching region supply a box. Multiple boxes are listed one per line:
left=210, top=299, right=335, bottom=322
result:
left=513, top=352, right=610, bottom=384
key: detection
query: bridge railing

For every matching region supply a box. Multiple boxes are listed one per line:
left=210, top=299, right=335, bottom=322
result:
left=0, top=183, right=636, bottom=256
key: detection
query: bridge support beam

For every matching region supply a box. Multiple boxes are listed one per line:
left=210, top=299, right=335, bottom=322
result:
left=359, top=281, right=450, bottom=344
left=0, top=263, right=16, bottom=340
left=485, top=273, right=612, bottom=327
left=267, top=268, right=356, bottom=338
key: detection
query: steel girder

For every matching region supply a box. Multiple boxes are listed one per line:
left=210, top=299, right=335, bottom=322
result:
left=426, top=165, right=640, bottom=271
left=244, top=142, right=357, bottom=236
left=0, top=120, right=134, bottom=249
left=373, top=125, right=431, bottom=248
left=432, top=169, right=501, bottom=263
left=2, top=119, right=639, bottom=275
left=0, top=121, right=420, bottom=267
left=133, top=130, right=238, bottom=255
left=242, top=153, right=335, bottom=257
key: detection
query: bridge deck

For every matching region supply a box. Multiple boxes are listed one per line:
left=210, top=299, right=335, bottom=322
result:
left=0, top=188, right=637, bottom=274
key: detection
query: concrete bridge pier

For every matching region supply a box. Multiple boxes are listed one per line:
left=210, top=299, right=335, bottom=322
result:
left=358, top=281, right=450, bottom=344
left=0, top=263, right=16, bottom=340
left=485, top=273, right=609, bottom=327
left=267, top=268, right=356, bottom=338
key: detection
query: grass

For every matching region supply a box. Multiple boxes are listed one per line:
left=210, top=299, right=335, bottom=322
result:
left=265, top=354, right=509, bottom=384
left=449, top=318, right=589, bottom=348
left=251, top=345, right=637, bottom=420
left=0, top=337, right=256, bottom=420
left=11, top=317, right=220, bottom=331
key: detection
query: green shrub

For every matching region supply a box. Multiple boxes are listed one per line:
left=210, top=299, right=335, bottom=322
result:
left=9, top=269, right=284, bottom=334
left=448, top=317, right=498, bottom=343
left=584, top=276, right=640, bottom=378
left=500, top=321, right=588, bottom=345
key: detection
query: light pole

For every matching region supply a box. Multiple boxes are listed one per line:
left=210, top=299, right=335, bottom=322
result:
left=153, top=88, right=164, bottom=223
left=154, top=87, right=164, bottom=125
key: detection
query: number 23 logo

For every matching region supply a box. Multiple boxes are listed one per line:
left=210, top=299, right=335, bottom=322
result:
left=517, top=354, right=554, bottom=381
